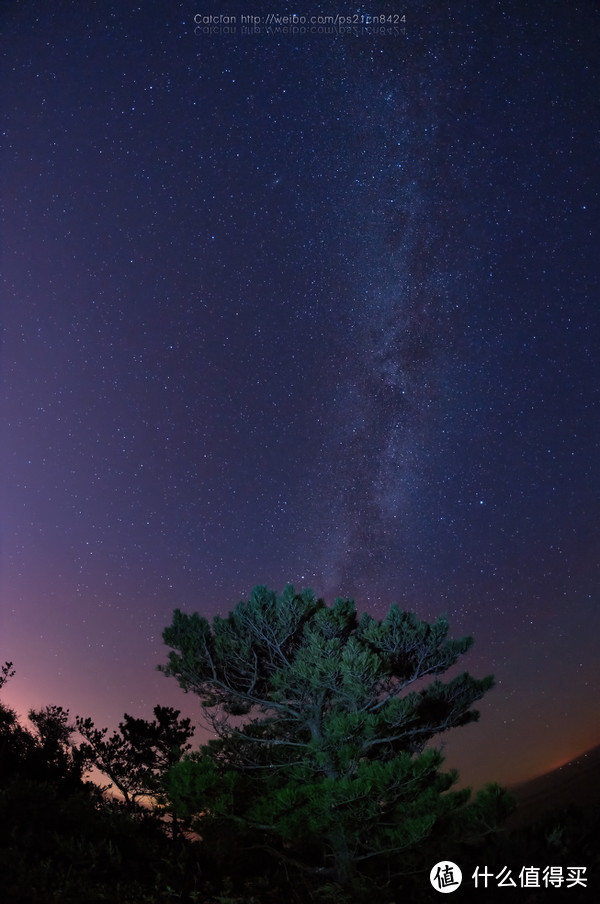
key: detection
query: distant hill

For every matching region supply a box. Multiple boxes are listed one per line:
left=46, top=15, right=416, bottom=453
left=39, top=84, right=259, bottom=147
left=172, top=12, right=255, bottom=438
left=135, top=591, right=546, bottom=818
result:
left=505, top=744, right=600, bottom=829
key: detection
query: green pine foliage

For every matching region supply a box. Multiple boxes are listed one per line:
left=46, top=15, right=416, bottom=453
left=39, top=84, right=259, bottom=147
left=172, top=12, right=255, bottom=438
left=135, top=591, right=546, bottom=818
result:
left=160, top=586, right=511, bottom=888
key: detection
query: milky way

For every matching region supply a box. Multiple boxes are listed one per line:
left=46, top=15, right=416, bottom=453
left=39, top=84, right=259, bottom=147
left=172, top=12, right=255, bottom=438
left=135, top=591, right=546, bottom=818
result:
left=297, top=36, right=472, bottom=598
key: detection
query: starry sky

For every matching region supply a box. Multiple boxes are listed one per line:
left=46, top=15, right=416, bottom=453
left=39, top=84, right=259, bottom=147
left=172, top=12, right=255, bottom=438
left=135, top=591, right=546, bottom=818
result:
left=1, top=1, right=599, bottom=790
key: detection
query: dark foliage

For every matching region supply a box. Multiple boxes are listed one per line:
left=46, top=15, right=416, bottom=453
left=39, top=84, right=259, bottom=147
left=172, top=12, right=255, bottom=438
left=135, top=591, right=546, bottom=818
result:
left=76, top=705, right=194, bottom=811
left=0, top=662, right=201, bottom=903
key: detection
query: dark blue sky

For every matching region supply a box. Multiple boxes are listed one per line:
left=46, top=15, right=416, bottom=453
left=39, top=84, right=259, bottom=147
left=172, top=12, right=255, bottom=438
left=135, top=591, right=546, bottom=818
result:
left=1, top=1, right=599, bottom=788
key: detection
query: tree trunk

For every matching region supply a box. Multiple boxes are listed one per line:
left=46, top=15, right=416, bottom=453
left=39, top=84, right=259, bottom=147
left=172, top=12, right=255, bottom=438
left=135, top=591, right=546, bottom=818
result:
left=329, top=829, right=355, bottom=886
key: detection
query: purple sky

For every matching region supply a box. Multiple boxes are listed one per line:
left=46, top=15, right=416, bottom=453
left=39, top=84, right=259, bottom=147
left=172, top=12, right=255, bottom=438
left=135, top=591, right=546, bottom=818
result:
left=1, top=1, right=599, bottom=790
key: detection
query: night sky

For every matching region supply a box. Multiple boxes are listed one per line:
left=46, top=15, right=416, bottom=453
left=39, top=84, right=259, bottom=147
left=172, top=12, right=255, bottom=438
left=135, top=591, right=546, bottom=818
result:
left=1, top=2, right=599, bottom=791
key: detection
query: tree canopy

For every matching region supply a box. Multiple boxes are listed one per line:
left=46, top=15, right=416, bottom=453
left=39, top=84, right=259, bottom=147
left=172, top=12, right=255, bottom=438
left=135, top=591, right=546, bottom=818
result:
left=76, top=706, right=194, bottom=810
left=160, top=585, right=510, bottom=888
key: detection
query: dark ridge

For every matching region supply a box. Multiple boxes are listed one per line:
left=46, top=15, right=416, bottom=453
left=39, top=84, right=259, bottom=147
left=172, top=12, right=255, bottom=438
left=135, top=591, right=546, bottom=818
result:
left=505, top=744, right=600, bottom=829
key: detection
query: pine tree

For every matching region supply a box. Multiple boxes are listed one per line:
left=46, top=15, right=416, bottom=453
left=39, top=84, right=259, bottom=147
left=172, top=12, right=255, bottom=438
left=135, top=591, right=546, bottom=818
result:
left=160, top=585, right=511, bottom=887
